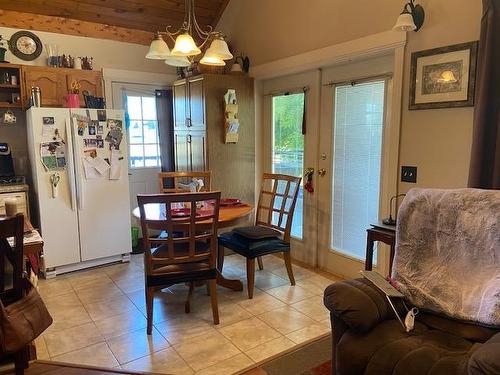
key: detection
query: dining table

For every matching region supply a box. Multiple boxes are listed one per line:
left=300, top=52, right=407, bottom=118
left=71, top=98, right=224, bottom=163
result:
left=131, top=201, right=253, bottom=291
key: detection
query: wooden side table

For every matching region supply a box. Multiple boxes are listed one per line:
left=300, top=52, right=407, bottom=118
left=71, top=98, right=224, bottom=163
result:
left=365, top=224, right=396, bottom=272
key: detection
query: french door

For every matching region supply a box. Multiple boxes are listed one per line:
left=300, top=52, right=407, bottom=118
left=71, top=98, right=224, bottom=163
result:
left=263, top=55, right=397, bottom=279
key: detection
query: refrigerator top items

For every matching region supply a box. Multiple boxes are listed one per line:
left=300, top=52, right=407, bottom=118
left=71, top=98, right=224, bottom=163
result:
left=0, top=143, right=15, bottom=178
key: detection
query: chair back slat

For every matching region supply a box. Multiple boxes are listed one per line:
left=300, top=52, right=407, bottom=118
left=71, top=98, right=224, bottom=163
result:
left=159, top=171, right=211, bottom=193
left=0, top=214, right=24, bottom=302
left=137, top=192, right=221, bottom=276
left=256, top=173, right=302, bottom=242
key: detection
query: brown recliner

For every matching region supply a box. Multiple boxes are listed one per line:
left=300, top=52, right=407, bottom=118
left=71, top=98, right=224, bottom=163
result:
left=324, top=188, right=500, bottom=375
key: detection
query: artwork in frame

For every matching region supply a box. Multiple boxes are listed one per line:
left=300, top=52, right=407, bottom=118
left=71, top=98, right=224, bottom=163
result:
left=409, top=41, right=479, bottom=110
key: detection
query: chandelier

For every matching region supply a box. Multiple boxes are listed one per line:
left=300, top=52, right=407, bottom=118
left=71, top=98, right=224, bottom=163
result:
left=145, top=0, right=233, bottom=67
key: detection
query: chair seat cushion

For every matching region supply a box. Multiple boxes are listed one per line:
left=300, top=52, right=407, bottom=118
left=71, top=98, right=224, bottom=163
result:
left=218, top=231, right=290, bottom=258
left=337, top=319, right=475, bottom=375
left=233, top=225, right=282, bottom=240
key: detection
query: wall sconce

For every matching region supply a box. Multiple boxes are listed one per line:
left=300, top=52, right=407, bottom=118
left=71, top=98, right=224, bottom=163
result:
left=393, top=0, right=425, bottom=32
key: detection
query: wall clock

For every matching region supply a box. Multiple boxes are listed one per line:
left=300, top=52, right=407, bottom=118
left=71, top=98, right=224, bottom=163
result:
left=8, top=31, right=43, bottom=61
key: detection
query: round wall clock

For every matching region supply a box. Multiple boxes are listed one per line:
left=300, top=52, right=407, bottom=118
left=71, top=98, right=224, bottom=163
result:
left=8, top=31, right=43, bottom=61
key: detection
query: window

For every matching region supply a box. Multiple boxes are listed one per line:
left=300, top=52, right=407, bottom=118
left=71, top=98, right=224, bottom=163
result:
left=331, top=81, right=385, bottom=259
left=272, top=93, right=305, bottom=239
left=126, top=95, right=161, bottom=168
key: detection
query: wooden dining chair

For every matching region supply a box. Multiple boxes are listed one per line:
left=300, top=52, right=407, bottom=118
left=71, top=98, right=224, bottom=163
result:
left=0, top=214, right=28, bottom=375
left=137, top=191, right=221, bottom=334
left=158, top=171, right=211, bottom=193
left=218, top=173, right=302, bottom=299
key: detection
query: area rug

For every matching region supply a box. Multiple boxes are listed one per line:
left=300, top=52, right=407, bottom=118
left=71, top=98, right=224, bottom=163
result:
left=260, top=335, right=331, bottom=375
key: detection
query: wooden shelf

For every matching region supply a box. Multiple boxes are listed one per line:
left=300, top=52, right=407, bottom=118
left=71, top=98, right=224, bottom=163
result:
left=0, top=84, right=20, bottom=89
left=0, top=102, right=22, bottom=108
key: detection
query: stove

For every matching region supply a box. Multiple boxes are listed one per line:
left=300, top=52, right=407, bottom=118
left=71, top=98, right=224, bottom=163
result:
left=0, top=176, right=26, bottom=185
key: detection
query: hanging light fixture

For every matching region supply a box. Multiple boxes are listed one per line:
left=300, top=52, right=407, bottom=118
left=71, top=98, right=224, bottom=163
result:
left=393, top=0, right=425, bottom=32
left=145, top=0, right=233, bottom=67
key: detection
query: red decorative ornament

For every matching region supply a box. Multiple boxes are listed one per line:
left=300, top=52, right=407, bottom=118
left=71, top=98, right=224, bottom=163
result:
left=304, top=168, right=314, bottom=193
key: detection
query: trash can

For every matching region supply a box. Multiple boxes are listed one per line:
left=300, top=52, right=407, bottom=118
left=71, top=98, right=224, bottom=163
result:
left=131, top=226, right=139, bottom=249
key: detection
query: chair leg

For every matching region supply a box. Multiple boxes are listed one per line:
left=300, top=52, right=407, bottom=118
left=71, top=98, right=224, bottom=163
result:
left=283, top=252, right=295, bottom=286
left=208, top=279, right=219, bottom=325
left=257, top=256, right=264, bottom=270
left=217, top=244, right=225, bottom=272
left=206, top=281, right=211, bottom=296
left=246, top=258, right=256, bottom=299
left=185, top=282, right=195, bottom=314
left=14, top=347, right=27, bottom=375
left=146, top=287, right=154, bottom=335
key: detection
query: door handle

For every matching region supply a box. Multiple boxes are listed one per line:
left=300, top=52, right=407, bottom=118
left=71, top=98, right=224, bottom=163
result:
left=187, top=134, right=192, bottom=143
left=186, top=118, right=192, bottom=127
left=318, top=168, right=327, bottom=177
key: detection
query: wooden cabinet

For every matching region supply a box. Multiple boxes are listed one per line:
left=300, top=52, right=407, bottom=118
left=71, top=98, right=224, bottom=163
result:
left=171, top=74, right=255, bottom=205
left=23, top=66, right=103, bottom=107
left=23, top=66, right=65, bottom=107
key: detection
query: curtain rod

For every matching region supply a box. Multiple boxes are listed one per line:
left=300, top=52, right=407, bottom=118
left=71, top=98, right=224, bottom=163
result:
left=323, top=73, right=393, bottom=87
left=263, top=86, right=310, bottom=97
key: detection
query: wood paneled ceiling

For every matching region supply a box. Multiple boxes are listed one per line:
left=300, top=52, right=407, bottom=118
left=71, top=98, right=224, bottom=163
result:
left=0, top=0, right=230, bottom=33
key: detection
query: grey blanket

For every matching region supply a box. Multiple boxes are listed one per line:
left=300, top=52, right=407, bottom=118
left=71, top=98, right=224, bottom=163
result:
left=392, top=188, right=500, bottom=327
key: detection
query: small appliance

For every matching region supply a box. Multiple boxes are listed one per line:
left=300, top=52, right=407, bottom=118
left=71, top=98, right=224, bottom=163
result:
left=0, top=143, right=15, bottom=177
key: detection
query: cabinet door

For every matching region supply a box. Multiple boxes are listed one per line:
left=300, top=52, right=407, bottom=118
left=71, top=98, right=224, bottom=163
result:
left=24, top=67, right=65, bottom=107
left=189, top=131, right=207, bottom=171
left=66, top=71, right=103, bottom=107
left=187, top=77, right=205, bottom=130
left=173, top=81, right=187, bottom=129
left=174, top=131, right=190, bottom=172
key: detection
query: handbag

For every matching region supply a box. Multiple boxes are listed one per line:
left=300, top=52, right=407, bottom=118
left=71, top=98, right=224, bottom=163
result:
left=0, top=279, right=53, bottom=354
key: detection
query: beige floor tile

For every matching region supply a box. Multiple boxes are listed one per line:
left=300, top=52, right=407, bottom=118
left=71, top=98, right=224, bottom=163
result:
left=121, top=347, right=193, bottom=375
left=84, top=295, right=139, bottom=321
left=265, top=284, right=315, bottom=304
left=291, top=296, right=330, bottom=322
left=237, top=292, right=286, bottom=315
left=34, top=337, right=50, bottom=360
left=38, top=278, right=73, bottom=299
left=154, top=315, right=215, bottom=345
left=43, top=322, right=103, bottom=357
left=270, top=265, right=317, bottom=281
left=296, top=274, right=338, bottom=294
left=218, top=317, right=281, bottom=352
left=114, top=273, right=145, bottom=294
left=94, top=309, right=148, bottom=339
left=107, top=327, right=169, bottom=365
left=194, top=298, right=252, bottom=327
left=245, top=336, right=295, bottom=363
left=253, top=270, right=290, bottom=291
left=45, top=304, right=93, bottom=333
left=174, top=330, right=241, bottom=371
left=51, top=342, right=119, bottom=368
left=258, top=255, right=287, bottom=271
left=43, top=291, right=82, bottom=309
left=257, top=306, right=316, bottom=335
left=285, top=323, right=330, bottom=344
left=67, top=268, right=114, bottom=291
left=196, top=353, right=254, bottom=375
left=76, top=282, right=125, bottom=305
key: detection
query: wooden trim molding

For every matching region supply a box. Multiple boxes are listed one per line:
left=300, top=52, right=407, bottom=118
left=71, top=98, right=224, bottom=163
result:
left=0, top=10, right=151, bottom=45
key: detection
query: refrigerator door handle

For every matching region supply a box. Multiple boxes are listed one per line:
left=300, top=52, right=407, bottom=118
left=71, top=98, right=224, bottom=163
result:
left=65, top=117, right=77, bottom=211
left=70, top=115, right=85, bottom=210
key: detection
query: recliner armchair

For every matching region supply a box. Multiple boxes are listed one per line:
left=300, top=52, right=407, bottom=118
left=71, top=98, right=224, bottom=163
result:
left=324, top=188, right=500, bottom=375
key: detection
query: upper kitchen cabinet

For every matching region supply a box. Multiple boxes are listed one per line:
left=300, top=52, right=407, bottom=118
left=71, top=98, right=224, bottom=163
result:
left=187, top=76, right=205, bottom=130
left=23, top=66, right=65, bottom=107
left=173, top=80, right=187, bottom=129
left=66, top=70, right=103, bottom=107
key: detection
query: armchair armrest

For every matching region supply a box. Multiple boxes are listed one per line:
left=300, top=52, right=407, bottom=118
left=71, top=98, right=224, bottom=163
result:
left=323, top=278, right=400, bottom=333
left=468, top=332, right=500, bottom=375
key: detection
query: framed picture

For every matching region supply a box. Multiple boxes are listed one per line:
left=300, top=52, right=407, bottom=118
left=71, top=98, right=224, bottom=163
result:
left=409, top=41, right=479, bottom=110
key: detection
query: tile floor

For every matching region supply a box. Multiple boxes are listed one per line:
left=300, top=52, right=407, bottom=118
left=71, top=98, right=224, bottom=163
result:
left=35, top=254, right=340, bottom=374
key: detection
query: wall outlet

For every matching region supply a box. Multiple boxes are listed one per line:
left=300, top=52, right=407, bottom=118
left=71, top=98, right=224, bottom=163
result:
left=401, top=166, right=417, bottom=183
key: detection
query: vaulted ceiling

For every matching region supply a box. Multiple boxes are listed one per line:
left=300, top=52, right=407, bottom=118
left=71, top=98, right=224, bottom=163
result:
left=0, top=0, right=230, bottom=33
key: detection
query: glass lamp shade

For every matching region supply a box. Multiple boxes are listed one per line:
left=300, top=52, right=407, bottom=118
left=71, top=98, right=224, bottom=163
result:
left=164, top=55, right=191, bottom=67
left=393, top=12, right=416, bottom=31
left=199, top=49, right=226, bottom=66
left=171, top=33, right=202, bottom=57
left=208, top=38, right=233, bottom=60
left=146, top=34, right=170, bottom=59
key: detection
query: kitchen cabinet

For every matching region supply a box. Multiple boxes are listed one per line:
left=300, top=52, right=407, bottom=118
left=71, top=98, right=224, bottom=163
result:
left=66, top=70, right=103, bottom=107
left=171, top=74, right=255, bottom=205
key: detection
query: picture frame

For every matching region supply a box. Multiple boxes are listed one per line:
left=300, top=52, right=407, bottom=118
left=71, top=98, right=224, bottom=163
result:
left=409, top=41, right=479, bottom=110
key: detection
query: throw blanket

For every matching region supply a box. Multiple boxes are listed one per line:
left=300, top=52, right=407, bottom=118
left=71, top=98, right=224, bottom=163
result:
left=392, top=188, right=500, bottom=327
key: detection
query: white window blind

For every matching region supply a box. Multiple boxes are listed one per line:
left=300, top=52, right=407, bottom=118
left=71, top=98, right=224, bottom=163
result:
left=331, top=81, right=385, bottom=259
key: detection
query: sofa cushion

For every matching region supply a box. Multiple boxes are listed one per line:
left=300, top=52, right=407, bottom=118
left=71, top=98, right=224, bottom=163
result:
left=337, top=320, right=473, bottom=375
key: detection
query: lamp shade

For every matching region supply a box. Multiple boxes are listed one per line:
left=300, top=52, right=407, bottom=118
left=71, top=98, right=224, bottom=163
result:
left=171, top=33, right=202, bottom=57
left=393, top=12, right=416, bottom=32
left=200, top=48, right=226, bottom=66
left=208, top=38, right=233, bottom=60
left=164, top=55, right=191, bottom=67
left=146, top=33, right=170, bottom=59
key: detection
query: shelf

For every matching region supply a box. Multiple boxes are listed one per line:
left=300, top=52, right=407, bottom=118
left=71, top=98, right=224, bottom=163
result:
left=0, top=102, right=22, bottom=108
left=0, top=84, right=20, bottom=89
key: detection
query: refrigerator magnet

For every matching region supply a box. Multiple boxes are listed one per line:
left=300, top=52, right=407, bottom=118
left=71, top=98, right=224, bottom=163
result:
left=97, top=110, right=106, bottom=122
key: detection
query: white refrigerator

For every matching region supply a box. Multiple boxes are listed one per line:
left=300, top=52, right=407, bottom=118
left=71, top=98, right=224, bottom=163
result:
left=27, top=108, right=131, bottom=275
